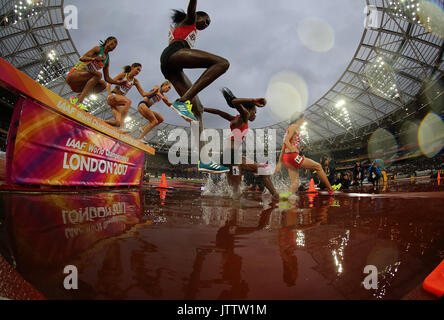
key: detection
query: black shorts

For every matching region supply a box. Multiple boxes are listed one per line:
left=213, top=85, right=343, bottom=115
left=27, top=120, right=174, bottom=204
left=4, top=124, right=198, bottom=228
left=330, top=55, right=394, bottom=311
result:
left=160, top=41, right=188, bottom=77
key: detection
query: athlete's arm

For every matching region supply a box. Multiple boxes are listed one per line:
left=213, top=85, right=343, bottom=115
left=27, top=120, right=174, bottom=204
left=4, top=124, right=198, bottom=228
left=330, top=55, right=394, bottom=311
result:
left=204, top=108, right=235, bottom=122
left=231, top=98, right=252, bottom=123
left=133, top=79, right=148, bottom=97
left=79, top=46, right=101, bottom=63
left=107, top=73, right=125, bottom=94
left=253, top=98, right=267, bottom=108
left=184, top=0, right=197, bottom=25
left=142, top=86, right=161, bottom=97
left=103, top=63, right=126, bottom=86
left=159, top=94, right=172, bottom=107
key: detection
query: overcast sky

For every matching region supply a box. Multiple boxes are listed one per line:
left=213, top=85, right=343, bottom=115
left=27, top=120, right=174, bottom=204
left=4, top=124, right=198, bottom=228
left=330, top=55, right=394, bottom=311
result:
left=65, top=0, right=365, bottom=128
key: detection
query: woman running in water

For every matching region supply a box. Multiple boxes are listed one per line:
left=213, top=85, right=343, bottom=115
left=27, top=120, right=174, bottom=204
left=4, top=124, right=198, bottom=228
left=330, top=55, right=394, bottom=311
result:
left=275, top=114, right=340, bottom=196
left=160, top=0, right=230, bottom=123
left=204, top=88, right=279, bottom=200
left=105, top=63, right=150, bottom=133
left=160, top=0, right=230, bottom=173
left=137, top=81, right=173, bottom=143
left=66, top=36, right=126, bottom=112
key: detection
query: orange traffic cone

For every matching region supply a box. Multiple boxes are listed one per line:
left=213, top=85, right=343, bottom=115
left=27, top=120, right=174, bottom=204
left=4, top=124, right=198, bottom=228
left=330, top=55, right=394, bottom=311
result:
left=423, top=260, right=444, bottom=298
left=159, top=173, right=168, bottom=189
left=307, top=178, right=318, bottom=194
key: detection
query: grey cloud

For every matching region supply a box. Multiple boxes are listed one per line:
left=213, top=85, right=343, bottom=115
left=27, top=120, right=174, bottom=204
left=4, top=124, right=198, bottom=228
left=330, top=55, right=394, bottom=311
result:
left=65, top=0, right=366, bottom=128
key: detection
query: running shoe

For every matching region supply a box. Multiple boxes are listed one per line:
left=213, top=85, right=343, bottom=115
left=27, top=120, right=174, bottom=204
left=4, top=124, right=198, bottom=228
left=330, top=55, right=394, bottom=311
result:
left=77, top=103, right=89, bottom=112
left=171, top=100, right=197, bottom=122
left=198, top=161, right=230, bottom=174
left=332, top=183, right=342, bottom=191
left=139, top=138, right=151, bottom=146
left=69, top=96, right=78, bottom=105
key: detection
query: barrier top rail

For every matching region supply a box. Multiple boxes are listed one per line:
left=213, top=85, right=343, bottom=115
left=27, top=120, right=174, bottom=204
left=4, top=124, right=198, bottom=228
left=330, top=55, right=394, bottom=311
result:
left=0, top=57, right=155, bottom=155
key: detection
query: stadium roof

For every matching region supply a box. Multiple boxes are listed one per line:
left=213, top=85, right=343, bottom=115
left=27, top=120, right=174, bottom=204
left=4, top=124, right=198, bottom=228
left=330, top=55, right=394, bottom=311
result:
left=1, top=0, right=443, bottom=150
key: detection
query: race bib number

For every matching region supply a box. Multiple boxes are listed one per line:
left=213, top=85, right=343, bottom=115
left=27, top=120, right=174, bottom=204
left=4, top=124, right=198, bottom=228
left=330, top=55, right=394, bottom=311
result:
left=118, top=82, right=132, bottom=95
left=232, top=166, right=240, bottom=176
left=168, top=25, right=175, bottom=43
left=149, top=95, right=161, bottom=104
left=294, top=155, right=303, bottom=164
left=185, top=30, right=197, bottom=48
left=87, top=60, right=104, bottom=72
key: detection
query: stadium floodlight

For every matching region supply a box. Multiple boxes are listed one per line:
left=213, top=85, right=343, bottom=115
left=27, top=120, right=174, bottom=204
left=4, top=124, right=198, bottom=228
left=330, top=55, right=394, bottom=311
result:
left=82, top=95, right=106, bottom=114
left=36, top=49, right=68, bottom=87
left=336, top=100, right=346, bottom=108
left=13, top=0, right=44, bottom=24
left=365, top=56, right=400, bottom=100
left=389, top=0, right=421, bottom=22
left=1, top=0, right=44, bottom=26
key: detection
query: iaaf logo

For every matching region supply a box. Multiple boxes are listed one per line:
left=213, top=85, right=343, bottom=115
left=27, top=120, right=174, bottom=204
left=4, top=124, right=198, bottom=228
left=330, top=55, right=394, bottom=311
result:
left=167, top=122, right=277, bottom=176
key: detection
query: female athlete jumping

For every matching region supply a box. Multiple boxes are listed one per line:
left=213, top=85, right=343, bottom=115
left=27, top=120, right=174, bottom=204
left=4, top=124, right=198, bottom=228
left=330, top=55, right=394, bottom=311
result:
left=67, top=36, right=126, bottom=112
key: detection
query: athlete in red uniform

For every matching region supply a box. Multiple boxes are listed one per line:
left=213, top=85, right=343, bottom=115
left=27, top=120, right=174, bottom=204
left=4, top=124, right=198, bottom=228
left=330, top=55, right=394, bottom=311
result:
left=204, top=88, right=279, bottom=200
left=160, top=0, right=229, bottom=123
left=160, top=0, right=230, bottom=174
left=275, top=114, right=339, bottom=195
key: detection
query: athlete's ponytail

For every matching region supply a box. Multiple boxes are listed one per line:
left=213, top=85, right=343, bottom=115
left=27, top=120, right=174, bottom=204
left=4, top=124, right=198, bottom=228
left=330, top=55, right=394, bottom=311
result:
left=171, top=9, right=187, bottom=25
left=222, top=87, right=256, bottom=110
left=221, top=87, right=236, bottom=109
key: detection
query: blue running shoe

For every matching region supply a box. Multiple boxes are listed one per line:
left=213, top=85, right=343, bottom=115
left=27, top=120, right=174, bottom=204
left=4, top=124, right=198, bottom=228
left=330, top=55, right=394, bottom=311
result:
left=171, top=100, right=197, bottom=122
left=198, top=161, right=230, bottom=174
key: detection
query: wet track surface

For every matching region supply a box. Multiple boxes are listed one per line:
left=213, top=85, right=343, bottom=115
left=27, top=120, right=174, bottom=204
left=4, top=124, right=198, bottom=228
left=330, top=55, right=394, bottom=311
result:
left=0, top=180, right=443, bottom=300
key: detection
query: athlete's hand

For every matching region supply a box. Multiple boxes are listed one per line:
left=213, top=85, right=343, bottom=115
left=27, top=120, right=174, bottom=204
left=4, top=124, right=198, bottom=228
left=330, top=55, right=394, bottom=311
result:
left=94, top=56, right=106, bottom=62
left=254, top=98, right=267, bottom=108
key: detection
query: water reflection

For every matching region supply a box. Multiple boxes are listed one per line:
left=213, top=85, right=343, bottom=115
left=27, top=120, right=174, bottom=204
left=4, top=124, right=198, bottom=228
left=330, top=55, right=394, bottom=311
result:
left=0, top=185, right=442, bottom=300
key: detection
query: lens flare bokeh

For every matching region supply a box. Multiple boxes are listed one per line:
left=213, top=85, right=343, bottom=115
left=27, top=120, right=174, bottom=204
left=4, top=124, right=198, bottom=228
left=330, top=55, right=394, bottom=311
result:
left=367, top=128, right=399, bottom=166
left=418, top=0, right=444, bottom=39
left=400, top=120, right=421, bottom=155
left=297, top=17, right=335, bottom=53
left=418, top=112, right=444, bottom=158
left=389, top=0, right=444, bottom=39
left=424, top=79, right=444, bottom=115
left=266, top=72, right=308, bottom=122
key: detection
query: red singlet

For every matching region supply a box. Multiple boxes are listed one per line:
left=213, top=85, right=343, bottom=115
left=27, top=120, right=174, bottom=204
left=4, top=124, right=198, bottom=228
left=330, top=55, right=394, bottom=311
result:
left=168, top=24, right=197, bottom=48
left=230, top=116, right=249, bottom=142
